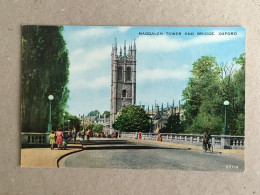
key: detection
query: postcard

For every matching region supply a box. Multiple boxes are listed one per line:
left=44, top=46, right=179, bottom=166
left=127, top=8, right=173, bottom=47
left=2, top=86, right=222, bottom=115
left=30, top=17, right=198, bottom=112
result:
left=21, top=26, right=245, bottom=171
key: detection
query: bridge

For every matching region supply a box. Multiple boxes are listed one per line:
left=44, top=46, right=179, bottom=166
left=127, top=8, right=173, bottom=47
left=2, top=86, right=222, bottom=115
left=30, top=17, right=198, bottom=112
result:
left=21, top=132, right=244, bottom=171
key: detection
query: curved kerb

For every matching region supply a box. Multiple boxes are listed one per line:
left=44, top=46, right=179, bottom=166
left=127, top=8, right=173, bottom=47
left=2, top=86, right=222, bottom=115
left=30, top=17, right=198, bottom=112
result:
left=57, top=149, right=84, bottom=168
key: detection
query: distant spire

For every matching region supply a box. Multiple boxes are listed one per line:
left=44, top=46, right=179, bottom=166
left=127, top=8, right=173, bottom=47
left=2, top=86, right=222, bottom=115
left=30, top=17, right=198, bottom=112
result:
left=133, top=39, right=136, bottom=50
left=124, top=40, right=126, bottom=56
left=172, top=100, right=174, bottom=108
left=114, top=38, right=117, bottom=49
left=167, top=102, right=169, bottom=109
left=128, top=44, right=131, bottom=56
left=161, top=103, right=164, bottom=112
left=152, top=105, right=154, bottom=114
left=120, top=46, right=122, bottom=56
left=148, top=105, right=149, bottom=113
left=155, top=100, right=156, bottom=106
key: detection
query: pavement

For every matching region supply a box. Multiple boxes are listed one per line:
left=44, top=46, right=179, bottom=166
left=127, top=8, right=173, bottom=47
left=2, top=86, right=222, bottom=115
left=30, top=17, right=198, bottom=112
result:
left=21, top=143, right=83, bottom=168
left=21, top=137, right=244, bottom=168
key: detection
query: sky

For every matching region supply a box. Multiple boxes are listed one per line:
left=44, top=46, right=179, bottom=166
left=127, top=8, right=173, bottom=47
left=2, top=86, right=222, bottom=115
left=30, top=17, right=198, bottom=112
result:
left=62, top=26, right=246, bottom=116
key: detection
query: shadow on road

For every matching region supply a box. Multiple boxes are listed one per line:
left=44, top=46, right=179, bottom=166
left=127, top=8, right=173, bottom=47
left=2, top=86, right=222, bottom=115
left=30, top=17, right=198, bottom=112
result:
left=81, top=139, right=191, bottom=151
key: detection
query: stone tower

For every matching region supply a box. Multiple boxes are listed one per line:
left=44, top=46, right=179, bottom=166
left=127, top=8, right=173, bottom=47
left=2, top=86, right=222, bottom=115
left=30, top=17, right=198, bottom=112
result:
left=110, top=39, right=136, bottom=132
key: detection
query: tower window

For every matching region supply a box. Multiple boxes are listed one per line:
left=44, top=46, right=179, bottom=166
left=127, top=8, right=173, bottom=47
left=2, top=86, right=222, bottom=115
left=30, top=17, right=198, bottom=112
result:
left=118, top=66, right=123, bottom=80
left=126, top=67, right=131, bottom=81
left=122, top=89, right=126, bottom=97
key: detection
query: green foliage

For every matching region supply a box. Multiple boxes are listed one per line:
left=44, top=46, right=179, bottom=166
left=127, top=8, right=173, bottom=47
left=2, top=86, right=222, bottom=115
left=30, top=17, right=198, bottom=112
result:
left=182, top=54, right=245, bottom=135
left=100, top=111, right=110, bottom=118
left=21, top=25, right=70, bottom=132
left=86, top=123, right=94, bottom=130
left=88, top=110, right=100, bottom=116
left=112, top=105, right=150, bottom=132
left=161, top=113, right=184, bottom=133
left=63, top=113, right=81, bottom=131
left=93, top=124, right=103, bottom=133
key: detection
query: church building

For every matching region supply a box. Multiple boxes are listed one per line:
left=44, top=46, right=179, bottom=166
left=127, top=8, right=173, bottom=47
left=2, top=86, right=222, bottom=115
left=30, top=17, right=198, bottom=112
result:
left=110, top=39, right=136, bottom=133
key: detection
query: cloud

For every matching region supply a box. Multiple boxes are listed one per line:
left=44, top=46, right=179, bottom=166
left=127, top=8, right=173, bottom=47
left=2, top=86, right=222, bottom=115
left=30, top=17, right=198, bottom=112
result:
left=117, top=26, right=131, bottom=33
left=71, top=27, right=115, bottom=40
left=69, top=75, right=110, bottom=90
left=136, top=30, right=243, bottom=52
left=69, top=46, right=111, bottom=74
left=70, top=26, right=131, bottom=41
left=137, top=64, right=191, bottom=82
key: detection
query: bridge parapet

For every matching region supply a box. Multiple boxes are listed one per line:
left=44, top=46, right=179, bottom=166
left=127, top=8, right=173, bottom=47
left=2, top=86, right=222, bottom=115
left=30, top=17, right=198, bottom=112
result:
left=121, top=132, right=244, bottom=149
left=21, top=132, right=50, bottom=147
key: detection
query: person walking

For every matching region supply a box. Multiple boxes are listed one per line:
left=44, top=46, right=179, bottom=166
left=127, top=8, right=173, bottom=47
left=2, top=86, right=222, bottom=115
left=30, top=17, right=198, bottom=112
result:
left=157, top=132, right=162, bottom=142
left=72, top=127, right=77, bottom=143
left=68, top=129, right=72, bottom=139
left=138, top=132, right=142, bottom=140
left=86, top=129, right=90, bottom=141
left=55, top=128, right=63, bottom=150
left=49, top=130, right=56, bottom=150
left=81, top=129, right=85, bottom=140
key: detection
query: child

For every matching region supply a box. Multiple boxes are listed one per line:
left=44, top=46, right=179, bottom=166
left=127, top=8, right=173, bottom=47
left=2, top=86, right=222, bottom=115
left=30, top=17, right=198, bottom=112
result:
left=49, top=130, right=56, bottom=150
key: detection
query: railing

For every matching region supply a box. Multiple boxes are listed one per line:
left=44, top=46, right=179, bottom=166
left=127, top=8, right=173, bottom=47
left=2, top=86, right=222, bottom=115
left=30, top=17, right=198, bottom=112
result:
left=121, top=132, right=245, bottom=149
left=21, top=132, right=50, bottom=147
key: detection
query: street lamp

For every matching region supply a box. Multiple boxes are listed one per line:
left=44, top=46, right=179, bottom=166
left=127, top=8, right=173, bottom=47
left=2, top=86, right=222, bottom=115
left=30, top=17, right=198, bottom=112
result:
left=223, top=100, right=229, bottom=135
left=47, top=95, right=54, bottom=133
left=63, top=113, right=65, bottom=130
left=149, top=115, right=153, bottom=140
left=68, top=120, right=70, bottom=131
left=149, top=116, right=153, bottom=133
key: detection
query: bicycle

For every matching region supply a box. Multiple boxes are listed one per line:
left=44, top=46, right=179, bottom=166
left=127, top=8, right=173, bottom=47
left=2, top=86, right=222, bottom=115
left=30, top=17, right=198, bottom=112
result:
left=203, top=138, right=213, bottom=153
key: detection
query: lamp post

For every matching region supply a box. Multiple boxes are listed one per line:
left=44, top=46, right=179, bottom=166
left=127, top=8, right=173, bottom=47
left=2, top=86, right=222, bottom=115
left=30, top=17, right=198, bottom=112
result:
left=82, top=114, right=85, bottom=130
left=47, top=95, right=54, bottom=133
left=223, top=100, right=229, bottom=135
left=68, top=120, right=70, bottom=131
left=63, top=113, right=65, bottom=130
left=149, top=115, right=153, bottom=140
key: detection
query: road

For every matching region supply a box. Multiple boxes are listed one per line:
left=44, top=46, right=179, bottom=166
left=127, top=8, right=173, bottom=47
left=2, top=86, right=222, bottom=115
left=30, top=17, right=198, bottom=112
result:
left=59, top=139, right=244, bottom=172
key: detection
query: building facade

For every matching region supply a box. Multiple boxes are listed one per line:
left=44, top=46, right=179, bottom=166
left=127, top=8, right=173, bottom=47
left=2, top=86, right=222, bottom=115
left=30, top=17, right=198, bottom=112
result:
left=110, top=39, right=136, bottom=133
left=145, top=101, right=185, bottom=133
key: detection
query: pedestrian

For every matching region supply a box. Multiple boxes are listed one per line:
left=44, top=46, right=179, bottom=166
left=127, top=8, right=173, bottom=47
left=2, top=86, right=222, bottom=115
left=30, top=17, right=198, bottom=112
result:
left=72, top=127, right=77, bottom=143
left=49, top=130, right=56, bottom=150
left=138, top=132, right=142, bottom=140
left=135, top=132, right=138, bottom=139
left=55, top=128, right=63, bottom=150
left=68, top=129, right=72, bottom=139
left=81, top=129, right=85, bottom=140
left=85, top=129, right=90, bottom=141
left=203, top=130, right=211, bottom=152
left=157, top=132, right=162, bottom=142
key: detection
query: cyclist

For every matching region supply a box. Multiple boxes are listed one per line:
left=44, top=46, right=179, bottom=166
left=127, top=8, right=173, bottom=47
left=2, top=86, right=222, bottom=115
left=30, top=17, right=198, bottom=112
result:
left=203, top=130, right=211, bottom=152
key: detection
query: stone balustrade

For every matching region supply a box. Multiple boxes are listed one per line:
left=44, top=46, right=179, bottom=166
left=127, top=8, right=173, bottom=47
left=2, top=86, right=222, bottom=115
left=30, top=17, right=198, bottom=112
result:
left=121, top=132, right=244, bottom=149
left=21, top=132, right=50, bottom=147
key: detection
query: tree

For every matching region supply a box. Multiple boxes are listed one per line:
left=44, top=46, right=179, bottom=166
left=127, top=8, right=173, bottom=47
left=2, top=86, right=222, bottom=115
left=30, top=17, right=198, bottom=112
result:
left=182, top=54, right=245, bottom=136
left=88, top=110, right=100, bottom=116
left=101, top=111, right=110, bottom=118
left=21, top=26, right=70, bottom=132
left=93, top=124, right=103, bottom=133
left=112, top=105, right=150, bottom=132
left=161, top=113, right=184, bottom=133
left=182, top=56, right=223, bottom=134
left=85, top=123, right=94, bottom=130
